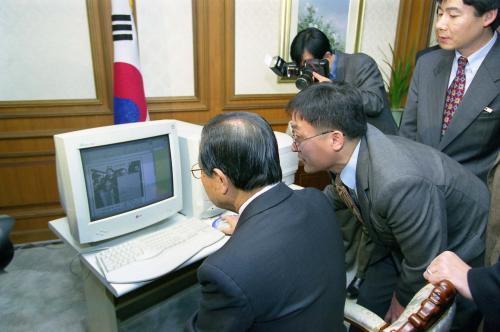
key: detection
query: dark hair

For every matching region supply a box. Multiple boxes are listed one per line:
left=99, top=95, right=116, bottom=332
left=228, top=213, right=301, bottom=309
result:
left=286, top=82, right=367, bottom=139
left=290, top=28, right=332, bottom=65
left=199, top=112, right=282, bottom=191
left=437, top=0, right=500, bottom=30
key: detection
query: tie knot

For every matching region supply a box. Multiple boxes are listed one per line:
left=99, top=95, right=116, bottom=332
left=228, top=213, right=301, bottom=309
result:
left=458, top=56, right=467, bottom=68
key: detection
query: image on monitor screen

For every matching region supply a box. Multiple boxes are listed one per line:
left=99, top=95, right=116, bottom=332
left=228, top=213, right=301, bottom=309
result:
left=80, top=135, right=174, bottom=222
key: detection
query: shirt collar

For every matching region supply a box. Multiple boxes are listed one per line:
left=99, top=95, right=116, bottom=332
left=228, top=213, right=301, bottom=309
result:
left=340, top=141, right=361, bottom=192
left=238, top=183, right=279, bottom=215
left=455, top=31, right=497, bottom=73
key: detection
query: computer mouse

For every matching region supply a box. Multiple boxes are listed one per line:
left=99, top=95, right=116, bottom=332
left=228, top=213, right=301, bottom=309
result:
left=211, top=217, right=230, bottom=231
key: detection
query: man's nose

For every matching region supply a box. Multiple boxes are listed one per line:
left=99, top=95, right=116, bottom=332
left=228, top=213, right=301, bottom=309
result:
left=435, top=15, right=447, bottom=31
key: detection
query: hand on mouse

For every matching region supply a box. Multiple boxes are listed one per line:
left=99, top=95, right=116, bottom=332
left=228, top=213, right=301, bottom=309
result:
left=213, top=215, right=239, bottom=235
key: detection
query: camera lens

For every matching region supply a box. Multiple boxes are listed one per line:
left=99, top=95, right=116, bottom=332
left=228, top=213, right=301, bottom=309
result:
left=295, top=72, right=313, bottom=90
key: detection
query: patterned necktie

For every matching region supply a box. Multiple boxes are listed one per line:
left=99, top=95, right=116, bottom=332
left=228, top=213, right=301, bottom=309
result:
left=334, top=176, right=364, bottom=226
left=441, top=56, right=468, bottom=136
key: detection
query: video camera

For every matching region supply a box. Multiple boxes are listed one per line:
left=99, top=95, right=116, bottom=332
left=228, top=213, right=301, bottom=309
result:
left=267, top=55, right=329, bottom=90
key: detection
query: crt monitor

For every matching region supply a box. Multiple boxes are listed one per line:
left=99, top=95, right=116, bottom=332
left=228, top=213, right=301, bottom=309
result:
left=54, top=120, right=183, bottom=244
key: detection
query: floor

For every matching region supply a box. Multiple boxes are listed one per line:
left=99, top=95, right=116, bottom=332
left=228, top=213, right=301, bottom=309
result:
left=0, top=242, right=200, bottom=331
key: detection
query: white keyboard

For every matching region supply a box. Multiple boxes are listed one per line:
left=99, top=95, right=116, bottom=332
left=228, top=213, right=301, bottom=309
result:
left=95, top=219, right=225, bottom=283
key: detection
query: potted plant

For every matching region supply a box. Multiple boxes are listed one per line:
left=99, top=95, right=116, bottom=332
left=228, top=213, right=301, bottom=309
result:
left=383, top=45, right=414, bottom=126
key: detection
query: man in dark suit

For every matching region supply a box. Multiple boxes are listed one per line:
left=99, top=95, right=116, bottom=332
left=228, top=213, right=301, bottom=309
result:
left=286, top=82, right=490, bottom=331
left=185, top=112, right=346, bottom=331
left=425, top=153, right=500, bottom=332
left=399, top=0, right=500, bottom=182
left=291, top=27, right=398, bottom=135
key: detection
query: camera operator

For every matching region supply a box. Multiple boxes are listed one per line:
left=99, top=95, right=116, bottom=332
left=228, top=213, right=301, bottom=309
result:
left=290, top=27, right=397, bottom=135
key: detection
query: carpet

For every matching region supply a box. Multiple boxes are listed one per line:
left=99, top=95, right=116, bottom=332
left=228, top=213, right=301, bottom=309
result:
left=0, top=242, right=200, bottom=332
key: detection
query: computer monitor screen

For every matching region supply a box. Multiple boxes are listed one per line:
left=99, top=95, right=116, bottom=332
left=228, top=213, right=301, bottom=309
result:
left=55, top=120, right=183, bottom=244
left=80, top=135, right=174, bottom=221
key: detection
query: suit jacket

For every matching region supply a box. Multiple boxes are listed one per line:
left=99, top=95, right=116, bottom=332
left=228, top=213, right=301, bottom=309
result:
left=336, top=51, right=398, bottom=135
left=399, top=38, right=500, bottom=182
left=185, top=183, right=346, bottom=332
left=468, top=153, right=500, bottom=332
left=354, top=125, right=489, bottom=305
left=468, top=261, right=500, bottom=331
left=486, top=153, right=500, bottom=266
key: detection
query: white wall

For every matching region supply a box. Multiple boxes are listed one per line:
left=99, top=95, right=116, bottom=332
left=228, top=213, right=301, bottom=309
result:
left=136, top=0, right=195, bottom=97
left=0, top=0, right=95, bottom=101
left=0, top=0, right=195, bottom=102
left=235, top=0, right=298, bottom=95
left=359, top=0, right=400, bottom=86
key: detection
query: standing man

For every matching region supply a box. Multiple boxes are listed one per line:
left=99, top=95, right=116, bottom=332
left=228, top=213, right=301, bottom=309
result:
left=185, top=112, right=346, bottom=331
left=400, top=0, right=500, bottom=182
left=291, top=27, right=398, bottom=135
left=287, top=82, right=489, bottom=331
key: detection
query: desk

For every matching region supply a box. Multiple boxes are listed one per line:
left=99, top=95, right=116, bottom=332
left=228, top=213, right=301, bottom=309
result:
left=49, top=213, right=228, bottom=331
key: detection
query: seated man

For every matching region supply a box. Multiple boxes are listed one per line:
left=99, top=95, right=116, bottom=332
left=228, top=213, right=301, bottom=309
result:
left=286, top=82, right=489, bottom=332
left=185, top=112, right=346, bottom=332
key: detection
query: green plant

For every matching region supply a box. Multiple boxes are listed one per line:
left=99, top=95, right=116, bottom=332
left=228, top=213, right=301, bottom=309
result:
left=383, top=45, right=414, bottom=109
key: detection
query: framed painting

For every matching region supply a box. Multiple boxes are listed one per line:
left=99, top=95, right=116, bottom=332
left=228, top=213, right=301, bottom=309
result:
left=278, top=0, right=365, bottom=63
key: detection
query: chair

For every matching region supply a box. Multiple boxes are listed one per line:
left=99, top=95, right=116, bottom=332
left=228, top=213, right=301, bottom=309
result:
left=0, top=215, right=15, bottom=271
left=344, top=280, right=456, bottom=332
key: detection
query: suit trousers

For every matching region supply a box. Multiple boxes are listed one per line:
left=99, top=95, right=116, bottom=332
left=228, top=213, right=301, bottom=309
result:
left=349, top=255, right=398, bottom=332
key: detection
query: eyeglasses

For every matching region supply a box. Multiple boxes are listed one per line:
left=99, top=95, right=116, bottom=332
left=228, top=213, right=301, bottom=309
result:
left=191, top=163, right=203, bottom=179
left=292, top=130, right=334, bottom=151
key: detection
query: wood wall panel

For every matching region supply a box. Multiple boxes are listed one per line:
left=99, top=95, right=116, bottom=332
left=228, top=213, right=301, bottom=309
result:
left=394, top=0, right=435, bottom=73
left=0, top=0, right=434, bottom=243
left=0, top=156, right=58, bottom=205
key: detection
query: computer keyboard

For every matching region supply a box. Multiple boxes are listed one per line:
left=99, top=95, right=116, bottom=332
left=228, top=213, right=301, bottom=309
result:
left=95, top=219, right=225, bottom=283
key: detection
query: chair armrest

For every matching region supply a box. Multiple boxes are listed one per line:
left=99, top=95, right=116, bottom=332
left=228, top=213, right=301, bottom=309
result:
left=383, top=280, right=456, bottom=332
left=344, top=299, right=388, bottom=332
left=343, top=281, right=456, bottom=332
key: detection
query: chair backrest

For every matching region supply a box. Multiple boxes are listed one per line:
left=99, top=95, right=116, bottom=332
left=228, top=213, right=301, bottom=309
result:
left=344, top=280, right=456, bottom=332
left=0, top=215, right=15, bottom=270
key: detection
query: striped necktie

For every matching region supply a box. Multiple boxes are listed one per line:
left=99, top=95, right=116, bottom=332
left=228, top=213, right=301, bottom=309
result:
left=334, top=176, right=364, bottom=226
left=441, top=56, right=468, bottom=136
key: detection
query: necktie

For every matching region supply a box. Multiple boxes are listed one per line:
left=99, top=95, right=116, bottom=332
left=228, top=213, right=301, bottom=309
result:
left=441, top=56, right=468, bottom=136
left=334, top=176, right=364, bottom=226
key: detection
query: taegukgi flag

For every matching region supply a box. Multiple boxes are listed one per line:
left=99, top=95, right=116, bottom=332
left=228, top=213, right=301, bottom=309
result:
left=111, top=0, right=149, bottom=124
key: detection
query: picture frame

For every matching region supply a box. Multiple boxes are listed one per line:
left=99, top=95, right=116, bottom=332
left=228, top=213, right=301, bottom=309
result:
left=278, top=0, right=365, bottom=64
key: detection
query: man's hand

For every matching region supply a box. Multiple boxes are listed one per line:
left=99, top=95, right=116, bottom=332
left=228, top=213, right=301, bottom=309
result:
left=312, top=71, right=332, bottom=83
left=423, top=251, right=472, bottom=300
left=216, top=215, right=239, bottom=235
left=384, top=293, right=404, bottom=323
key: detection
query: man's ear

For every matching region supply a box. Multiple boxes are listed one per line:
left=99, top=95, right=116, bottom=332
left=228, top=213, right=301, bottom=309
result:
left=329, top=130, right=345, bottom=152
left=212, top=168, right=230, bottom=195
left=483, top=9, right=498, bottom=27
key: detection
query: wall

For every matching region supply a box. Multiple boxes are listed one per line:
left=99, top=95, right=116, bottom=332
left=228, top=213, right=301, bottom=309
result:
left=0, top=0, right=428, bottom=243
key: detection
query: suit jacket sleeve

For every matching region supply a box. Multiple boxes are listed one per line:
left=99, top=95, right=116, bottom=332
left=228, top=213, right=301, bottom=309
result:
left=185, top=263, right=254, bottom=332
left=399, top=58, right=421, bottom=140
left=376, top=176, right=447, bottom=305
left=348, top=54, right=388, bottom=117
left=467, top=261, right=500, bottom=319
